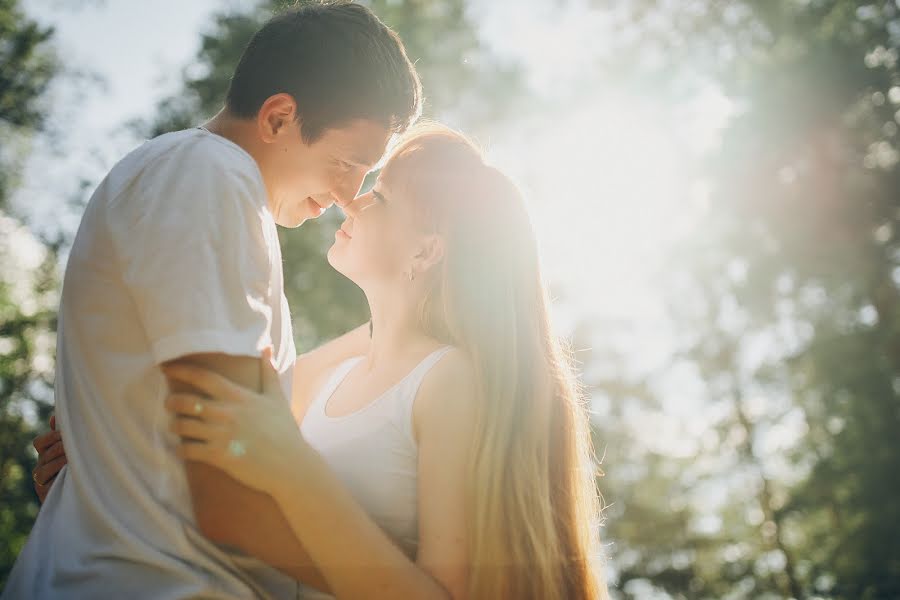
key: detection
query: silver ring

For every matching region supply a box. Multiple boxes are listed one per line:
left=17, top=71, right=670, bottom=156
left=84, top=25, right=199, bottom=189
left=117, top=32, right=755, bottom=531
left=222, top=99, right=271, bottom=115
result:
left=227, top=439, right=247, bottom=457
left=193, top=402, right=203, bottom=415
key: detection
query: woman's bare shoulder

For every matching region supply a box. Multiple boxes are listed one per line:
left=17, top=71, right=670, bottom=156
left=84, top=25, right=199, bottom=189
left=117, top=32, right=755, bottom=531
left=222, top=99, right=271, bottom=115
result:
left=413, top=347, right=478, bottom=441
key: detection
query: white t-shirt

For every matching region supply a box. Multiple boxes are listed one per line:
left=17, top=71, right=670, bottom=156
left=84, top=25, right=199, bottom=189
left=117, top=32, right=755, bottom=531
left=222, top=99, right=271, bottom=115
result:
left=2, top=128, right=298, bottom=599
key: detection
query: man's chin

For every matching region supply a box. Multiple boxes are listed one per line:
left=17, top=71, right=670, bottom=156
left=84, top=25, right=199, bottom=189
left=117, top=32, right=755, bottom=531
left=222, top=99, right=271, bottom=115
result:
left=275, top=211, right=309, bottom=228
left=276, top=217, right=307, bottom=228
left=275, top=202, right=322, bottom=228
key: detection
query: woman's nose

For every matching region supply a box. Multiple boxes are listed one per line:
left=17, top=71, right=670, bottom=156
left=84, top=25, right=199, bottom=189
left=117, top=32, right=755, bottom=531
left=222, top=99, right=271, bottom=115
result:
left=340, top=198, right=363, bottom=219
left=340, top=193, right=376, bottom=218
left=337, top=197, right=358, bottom=218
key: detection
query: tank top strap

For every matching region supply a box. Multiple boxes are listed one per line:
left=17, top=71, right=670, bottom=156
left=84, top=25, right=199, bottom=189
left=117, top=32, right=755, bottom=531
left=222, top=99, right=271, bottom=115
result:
left=309, top=356, right=363, bottom=417
left=393, top=346, right=455, bottom=444
left=405, top=346, right=454, bottom=389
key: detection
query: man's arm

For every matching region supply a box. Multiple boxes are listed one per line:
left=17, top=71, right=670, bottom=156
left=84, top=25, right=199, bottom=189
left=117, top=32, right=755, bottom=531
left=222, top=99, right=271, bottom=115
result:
left=166, top=352, right=331, bottom=592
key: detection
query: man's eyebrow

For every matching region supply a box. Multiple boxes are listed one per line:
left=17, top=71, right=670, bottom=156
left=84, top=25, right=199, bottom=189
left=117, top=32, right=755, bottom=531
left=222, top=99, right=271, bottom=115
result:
left=338, top=147, right=375, bottom=167
left=353, top=154, right=383, bottom=168
left=345, top=145, right=386, bottom=167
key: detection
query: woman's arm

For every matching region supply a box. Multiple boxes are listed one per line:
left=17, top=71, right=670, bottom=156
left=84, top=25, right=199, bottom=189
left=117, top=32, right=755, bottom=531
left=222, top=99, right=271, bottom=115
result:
left=228, top=322, right=373, bottom=591
left=167, top=328, right=370, bottom=594
left=195, top=327, right=375, bottom=593
left=162, top=348, right=477, bottom=600
left=291, top=321, right=371, bottom=423
left=409, top=350, right=474, bottom=598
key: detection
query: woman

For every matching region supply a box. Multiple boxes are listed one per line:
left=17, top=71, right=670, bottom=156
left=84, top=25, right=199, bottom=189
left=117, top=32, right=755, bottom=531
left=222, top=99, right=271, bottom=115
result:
left=33, top=123, right=608, bottom=599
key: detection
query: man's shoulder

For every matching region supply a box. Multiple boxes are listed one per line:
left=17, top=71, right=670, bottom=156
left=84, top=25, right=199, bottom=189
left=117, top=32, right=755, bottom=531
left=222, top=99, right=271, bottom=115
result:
left=93, top=129, right=273, bottom=263
left=104, top=128, right=266, bottom=218
left=143, top=128, right=262, bottom=191
left=105, top=128, right=257, bottom=193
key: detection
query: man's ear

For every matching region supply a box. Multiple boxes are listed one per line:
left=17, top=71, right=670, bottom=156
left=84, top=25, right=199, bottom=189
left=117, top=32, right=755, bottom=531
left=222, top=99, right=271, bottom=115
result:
left=257, top=93, right=297, bottom=142
left=413, top=234, right=445, bottom=275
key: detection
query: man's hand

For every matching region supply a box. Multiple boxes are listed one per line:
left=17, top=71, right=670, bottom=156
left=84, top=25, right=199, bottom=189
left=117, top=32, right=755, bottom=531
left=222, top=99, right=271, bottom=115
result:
left=32, top=414, right=66, bottom=503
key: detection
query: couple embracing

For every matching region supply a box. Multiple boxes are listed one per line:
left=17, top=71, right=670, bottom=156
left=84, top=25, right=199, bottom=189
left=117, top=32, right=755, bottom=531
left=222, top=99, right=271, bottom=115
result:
left=4, top=2, right=607, bottom=599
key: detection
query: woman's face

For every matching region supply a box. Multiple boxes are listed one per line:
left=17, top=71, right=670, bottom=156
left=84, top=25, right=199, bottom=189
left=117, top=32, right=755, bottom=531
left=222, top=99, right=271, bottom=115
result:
left=326, top=171, right=427, bottom=287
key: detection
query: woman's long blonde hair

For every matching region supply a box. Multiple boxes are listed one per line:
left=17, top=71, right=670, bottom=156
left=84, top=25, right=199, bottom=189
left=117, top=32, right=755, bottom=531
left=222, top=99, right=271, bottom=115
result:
left=382, top=123, right=608, bottom=599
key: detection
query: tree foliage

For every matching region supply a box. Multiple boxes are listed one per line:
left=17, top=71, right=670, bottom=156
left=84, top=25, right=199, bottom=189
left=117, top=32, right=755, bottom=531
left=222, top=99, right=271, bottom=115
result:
left=0, top=0, right=58, bottom=587
left=595, top=1, right=900, bottom=597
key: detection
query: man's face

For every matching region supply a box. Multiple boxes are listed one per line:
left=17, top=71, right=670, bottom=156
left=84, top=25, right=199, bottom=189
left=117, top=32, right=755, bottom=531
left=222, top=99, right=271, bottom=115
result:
left=261, top=116, right=391, bottom=228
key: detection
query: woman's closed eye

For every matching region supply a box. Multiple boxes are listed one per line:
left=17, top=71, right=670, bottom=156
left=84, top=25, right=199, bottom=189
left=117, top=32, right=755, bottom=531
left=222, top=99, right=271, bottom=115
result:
left=353, top=190, right=386, bottom=213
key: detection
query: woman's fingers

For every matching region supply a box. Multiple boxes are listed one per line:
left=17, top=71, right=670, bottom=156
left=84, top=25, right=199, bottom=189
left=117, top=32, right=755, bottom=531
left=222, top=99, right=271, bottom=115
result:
left=165, top=394, right=232, bottom=424
left=177, top=440, right=220, bottom=464
left=169, top=415, right=228, bottom=442
left=33, top=430, right=61, bottom=454
left=162, top=363, right=249, bottom=404
left=49, top=413, right=56, bottom=431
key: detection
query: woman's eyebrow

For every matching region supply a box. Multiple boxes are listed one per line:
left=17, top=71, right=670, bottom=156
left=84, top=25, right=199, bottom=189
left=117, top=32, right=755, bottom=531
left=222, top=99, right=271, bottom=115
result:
left=372, top=189, right=389, bottom=203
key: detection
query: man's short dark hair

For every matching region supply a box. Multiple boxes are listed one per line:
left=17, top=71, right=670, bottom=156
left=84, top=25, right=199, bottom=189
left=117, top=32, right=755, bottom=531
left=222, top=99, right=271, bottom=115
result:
left=226, top=1, right=422, bottom=143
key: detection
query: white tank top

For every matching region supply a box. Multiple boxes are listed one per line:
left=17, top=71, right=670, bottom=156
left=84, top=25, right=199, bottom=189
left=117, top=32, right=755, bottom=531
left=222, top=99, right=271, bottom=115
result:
left=299, top=346, right=453, bottom=558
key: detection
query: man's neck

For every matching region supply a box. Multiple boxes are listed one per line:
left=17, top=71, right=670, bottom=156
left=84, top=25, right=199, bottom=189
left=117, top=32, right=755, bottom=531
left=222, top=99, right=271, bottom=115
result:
left=202, top=109, right=277, bottom=216
left=202, top=109, right=254, bottom=153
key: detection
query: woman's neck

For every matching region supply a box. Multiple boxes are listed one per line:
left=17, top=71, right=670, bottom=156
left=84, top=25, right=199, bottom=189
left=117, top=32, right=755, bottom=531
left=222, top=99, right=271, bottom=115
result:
left=364, top=287, right=433, bottom=370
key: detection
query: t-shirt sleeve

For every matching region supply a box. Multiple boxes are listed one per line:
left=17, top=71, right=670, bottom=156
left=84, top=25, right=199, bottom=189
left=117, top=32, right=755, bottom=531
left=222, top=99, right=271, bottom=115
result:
left=109, top=155, right=275, bottom=365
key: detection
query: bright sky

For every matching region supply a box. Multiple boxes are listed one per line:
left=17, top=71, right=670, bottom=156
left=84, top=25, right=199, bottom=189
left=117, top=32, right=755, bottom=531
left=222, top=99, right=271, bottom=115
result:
left=19, top=0, right=229, bottom=237
left=25, top=0, right=229, bottom=127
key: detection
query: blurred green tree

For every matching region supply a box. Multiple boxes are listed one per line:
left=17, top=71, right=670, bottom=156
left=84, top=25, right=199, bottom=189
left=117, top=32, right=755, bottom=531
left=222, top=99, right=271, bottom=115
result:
left=0, top=0, right=59, bottom=587
left=595, top=1, right=900, bottom=597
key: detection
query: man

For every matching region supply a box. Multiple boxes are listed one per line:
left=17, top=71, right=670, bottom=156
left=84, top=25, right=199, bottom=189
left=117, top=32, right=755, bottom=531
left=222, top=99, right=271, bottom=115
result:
left=2, top=2, right=421, bottom=598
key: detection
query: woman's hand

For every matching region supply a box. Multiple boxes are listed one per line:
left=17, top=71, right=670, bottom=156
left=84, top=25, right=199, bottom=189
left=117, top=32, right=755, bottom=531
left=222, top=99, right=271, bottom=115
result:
left=162, top=348, right=307, bottom=496
left=32, top=414, right=66, bottom=503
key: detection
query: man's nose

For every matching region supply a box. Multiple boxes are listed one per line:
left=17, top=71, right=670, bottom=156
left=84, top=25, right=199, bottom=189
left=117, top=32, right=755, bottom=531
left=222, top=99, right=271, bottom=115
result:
left=333, top=170, right=368, bottom=206
left=339, top=197, right=361, bottom=218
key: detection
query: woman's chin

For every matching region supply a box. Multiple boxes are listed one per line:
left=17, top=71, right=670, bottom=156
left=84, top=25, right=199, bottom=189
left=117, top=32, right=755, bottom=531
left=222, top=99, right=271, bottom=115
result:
left=326, top=245, right=347, bottom=271
left=326, top=249, right=363, bottom=285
